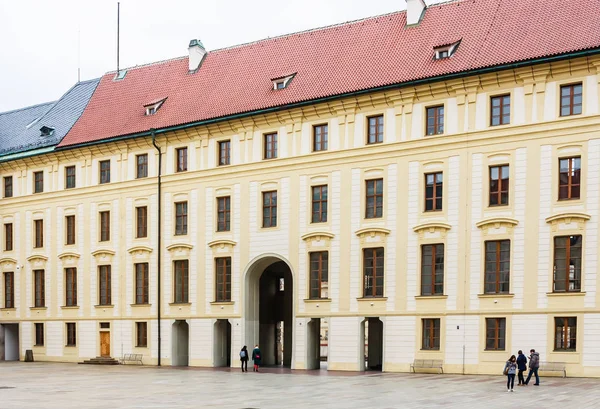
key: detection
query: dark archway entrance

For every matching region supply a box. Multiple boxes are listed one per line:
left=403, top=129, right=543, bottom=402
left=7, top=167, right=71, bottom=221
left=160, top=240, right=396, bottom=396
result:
left=171, top=320, right=189, bottom=366
left=244, top=256, right=293, bottom=367
left=213, top=319, right=232, bottom=367
left=360, top=317, right=383, bottom=371
left=0, top=324, right=19, bottom=361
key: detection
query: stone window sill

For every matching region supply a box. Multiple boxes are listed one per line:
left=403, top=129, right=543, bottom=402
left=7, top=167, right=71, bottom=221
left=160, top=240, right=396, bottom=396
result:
left=356, top=297, right=388, bottom=301
left=415, top=295, right=448, bottom=300
left=210, top=301, right=234, bottom=306
left=304, top=298, right=332, bottom=303
left=546, top=292, right=586, bottom=297
left=0, top=308, right=16, bottom=311
left=94, top=305, right=114, bottom=308
left=477, top=293, right=514, bottom=298
left=131, top=303, right=151, bottom=307
left=169, top=302, right=191, bottom=306
left=30, top=307, right=47, bottom=311
left=61, top=306, right=80, bottom=309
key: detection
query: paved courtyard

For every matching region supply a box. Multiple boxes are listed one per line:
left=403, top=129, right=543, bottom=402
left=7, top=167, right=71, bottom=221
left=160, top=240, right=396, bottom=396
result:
left=1, top=362, right=600, bottom=408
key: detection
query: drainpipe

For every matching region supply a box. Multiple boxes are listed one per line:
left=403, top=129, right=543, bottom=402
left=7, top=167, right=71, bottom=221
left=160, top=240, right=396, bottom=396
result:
left=151, top=129, right=162, bottom=366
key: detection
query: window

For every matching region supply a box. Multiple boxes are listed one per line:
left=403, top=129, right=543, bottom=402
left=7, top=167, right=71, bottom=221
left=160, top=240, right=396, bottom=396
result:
left=559, top=157, right=581, bottom=200
left=365, top=179, right=383, bottom=219
left=136, top=206, right=147, bottom=238
left=34, top=171, right=43, bottom=193
left=313, top=124, right=328, bottom=152
left=100, top=211, right=110, bottom=241
left=4, top=272, right=14, bottom=308
left=98, top=265, right=111, bottom=306
left=65, top=215, right=76, bottom=245
left=100, top=322, right=110, bottom=329
left=484, top=240, right=510, bottom=294
left=422, top=319, right=440, bottom=350
left=490, top=95, right=510, bottom=126
left=485, top=318, right=506, bottom=350
left=65, top=166, right=76, bottom=189
left=311, top=185, right=328, bottom=223
left=309, top=251, right=328, bottom=299
left=367, top=115, right=384, bottom=144
left=175, top=202, right=188, bottom=235
left=65, top=268, right=77, bottom=307
left=421, top=244, right=444, bottom=296
left=66, top=323, right=76, bottom=346
left=174, top=260, right=189, bottom=303
left=34, top=219, right=44, bottom=248
left=425, top=172, right=443, bottom=211
left=4, top=223, right=12, bottom=251
left=554, top=317, right=577, bottom=351
left=215, top=257, right=232, bottom=302
left=35, top=323, right=44, bottom=346
left=489, top=165, right=509, bottom=206
left=363, top=247, right=384, bottom=297
left=99, top=160, right=111, bottom=184
left=3, top=176, right=13, bottom=198
left=553, top=235, right=582, bottom=292
left=426, top=105, right=444, bottom=135
left=34, top=270, right=45, bottom=308
left=217, top=197, right=231, bottom=232
left=264, top=133, right=278, bottom=159
left=276, top=81, right=285, bottom=90
left=136, top=322, right=148, bottom=347
left=176, top=147, right=188, bottom=172
left=135, top=263, right=149, bottom=304
left=136, top=154, right=148, bottom=178
left=560, top=83, right=582, bottom=116
left=218, top=141, right=231, bottom=166
left=262, top=191, right=277, bottom=228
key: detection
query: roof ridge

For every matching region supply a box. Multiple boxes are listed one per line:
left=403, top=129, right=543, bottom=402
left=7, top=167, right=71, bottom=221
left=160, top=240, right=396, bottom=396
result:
left=0, top=101, right=55, bottom=117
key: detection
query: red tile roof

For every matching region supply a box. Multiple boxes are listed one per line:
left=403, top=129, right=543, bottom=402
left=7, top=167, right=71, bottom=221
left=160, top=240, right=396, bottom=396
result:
left=59, top=0, right=600, bottom=148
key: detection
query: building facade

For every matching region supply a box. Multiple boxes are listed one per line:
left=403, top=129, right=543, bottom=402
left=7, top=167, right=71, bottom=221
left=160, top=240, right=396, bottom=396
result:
left=2, top=0, right=600, bottom=376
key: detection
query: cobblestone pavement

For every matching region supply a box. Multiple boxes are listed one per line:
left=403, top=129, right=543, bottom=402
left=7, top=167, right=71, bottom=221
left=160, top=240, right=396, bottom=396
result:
left=1, top=362, right=600, bottom=409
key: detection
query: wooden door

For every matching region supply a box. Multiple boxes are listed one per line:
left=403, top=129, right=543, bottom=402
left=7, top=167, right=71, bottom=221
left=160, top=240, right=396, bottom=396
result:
left=100, top=332, right=110, bottom=357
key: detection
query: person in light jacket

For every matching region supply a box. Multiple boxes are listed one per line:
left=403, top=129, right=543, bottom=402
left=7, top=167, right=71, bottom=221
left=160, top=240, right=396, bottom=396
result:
left=516, top=350, right=528, bottom=386
left=504, top=355, right=518, bottom=392
left=252, top=345, right=262, bottom=372
left=524, top=349, right=540, bottom=386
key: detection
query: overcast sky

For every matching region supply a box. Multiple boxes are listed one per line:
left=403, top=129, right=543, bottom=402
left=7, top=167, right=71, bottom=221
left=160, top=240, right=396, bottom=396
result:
left=0, top=0, right=446, bottom=112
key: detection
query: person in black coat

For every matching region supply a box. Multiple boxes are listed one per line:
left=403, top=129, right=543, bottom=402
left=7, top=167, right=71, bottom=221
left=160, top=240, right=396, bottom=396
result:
left=516, top=350, right=528, bottom=385
left=239, top=345, right=249, bottom=372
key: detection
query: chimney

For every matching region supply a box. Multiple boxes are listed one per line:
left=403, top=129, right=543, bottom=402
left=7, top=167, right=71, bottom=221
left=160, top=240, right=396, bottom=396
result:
left=406, top=0, right=426, bottom=26
left=188, top=39, right=206, bottom=72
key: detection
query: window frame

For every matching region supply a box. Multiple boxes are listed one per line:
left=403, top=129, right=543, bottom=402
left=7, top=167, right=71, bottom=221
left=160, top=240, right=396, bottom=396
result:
left=173, top=260, right=189, bottom=303
left=34, top=171, right=44, bottom=193
left=34, top=269, right=45, bottom=308
left=422, top=318, right=441, bottom=350
left=65, top=166, right=76, bottom=189
left=136, top=154, right=148, bottom=179
left=262, top=191, right=277, bottom=228
left=4, top=223, right=13, bottom=251
left=489, top=165, right=510, bottom=206
left=99, top=160, right=111, bottom=184
left=263, top=133, right=278, bottom=160
left=174, top=201, right=188, bottom=236
left=420, top=243, right=445, bottom=296
left=98, top=265, right=112, bottom=306
left=558, top=156, right=581, bottom=201
left=136, top=322, right=148, bottom=347
left=176, top=147, right=188, bottom=172
left=309, top=251, right=329, bottom=299
left=553, top=235, right=582, bottom=293
left=66, top=215, right=76, bottom=245
left=490, top=94, right=511, bottom=126
left=363, top=247, right=384, bottom=298
left=218, top=140, right=231, bottom=166
left=313, top=124, right=328, bottom=152
left=554, top=317, right=577, bottom=351
left=4, top=272, right=14, bottom=308
left=560, top=83, right=583, bottom=117
left=365, top=179, right=383, bottom=219
left=311, top=185, right=328, bottom=223
left=136, top=206, right=148, bottom=238
left=99, top=211, right=110, bottom=242
left=424, top=172, right=443, bottom=212
left=215, top=257, right=232, bottom=302
left=484, top=240, right=511, bottom=294
left=426, top=105, right=445, bottom=136
left=366, top=115, right=384, bottom=144
left=66, top=323, right=77, bottom=347
left=35, top=323, right=44, bottom=346
left=34, top=219, right=44, bottom=248
left=65, top=267, right=77, bottom=307
left=485, top=318, right=506, bottom=351
left=217, top=196, right=231, bottom=232
left=4, top=175, right=13, bottom=198
left=135, top=263, right=149, bottom=305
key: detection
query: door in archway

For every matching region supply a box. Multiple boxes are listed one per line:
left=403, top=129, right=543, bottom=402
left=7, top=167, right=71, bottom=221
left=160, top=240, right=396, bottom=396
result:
left=100, top=332, right=110, bottom=357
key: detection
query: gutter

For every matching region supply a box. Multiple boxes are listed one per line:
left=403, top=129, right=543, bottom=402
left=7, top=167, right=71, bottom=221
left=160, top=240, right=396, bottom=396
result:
left=151, top=129, right=162, bottom=366
left=54, top=47, right=600, bottom=151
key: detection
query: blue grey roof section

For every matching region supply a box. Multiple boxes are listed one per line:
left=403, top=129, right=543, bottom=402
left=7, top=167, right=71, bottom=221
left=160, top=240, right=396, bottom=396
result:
left=0, top=78, right=100, bottom=158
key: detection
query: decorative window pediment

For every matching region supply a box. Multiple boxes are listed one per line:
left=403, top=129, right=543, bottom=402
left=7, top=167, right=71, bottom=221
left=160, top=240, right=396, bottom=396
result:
left=545, top=212, right=590, bottom=232
left=476, top=217, right=519, bottom=235
left=167, top=243, right=193, bottom=258
left=0, top=257, right=17, bottom=269
left=355, top=227, right=390, bottom=245
left=91, top=249, right=116, bottom=263
left=127, top=246, right=153, bottom=254
left=301, top=232, right=334, bottom=249
left=27, top=254, right=48, bottom=268
left=58, top=252, right=81, bottom=265
left=207, top=239, right=236, bottom=254
left=412, top=222, right=451, bottom=239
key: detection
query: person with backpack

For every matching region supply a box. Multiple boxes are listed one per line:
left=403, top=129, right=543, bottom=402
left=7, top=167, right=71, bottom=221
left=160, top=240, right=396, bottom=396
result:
left=503, top=355, right=517, bottom=392
left=516, top=350, right=528, bottom=386
left=239, top=346, right=249, bottom=372
left=252, top=344, right=262, bottom=372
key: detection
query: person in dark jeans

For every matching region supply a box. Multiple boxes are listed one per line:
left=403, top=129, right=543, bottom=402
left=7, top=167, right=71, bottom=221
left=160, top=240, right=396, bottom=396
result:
left=524, top=349, right=540, bottom=385
left=504, top=355, right=517, bottom=392
left=516, top=350, right=528, bottom=386
left=239, top=345, right=249, bottom=372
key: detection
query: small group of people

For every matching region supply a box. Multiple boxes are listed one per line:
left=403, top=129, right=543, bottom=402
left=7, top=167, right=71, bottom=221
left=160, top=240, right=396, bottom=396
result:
left=239, top=345, right=261, bottom=372
left=503, top=349, right=540, bottom=391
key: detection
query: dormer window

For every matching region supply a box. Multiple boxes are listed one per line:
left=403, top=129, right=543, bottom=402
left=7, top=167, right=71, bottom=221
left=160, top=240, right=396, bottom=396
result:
left=271, top=73, right=296, bottom=90
left=434, top=40, right=461, bottom=60
left=114, top=70, right=127, bottom=81
left=39, top=126, right=55, bottom=137
left=144, top=97, right=167, bottom=116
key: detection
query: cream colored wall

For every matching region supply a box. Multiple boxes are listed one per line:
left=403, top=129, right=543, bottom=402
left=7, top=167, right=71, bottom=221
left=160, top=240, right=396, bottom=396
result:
left=1, top=56, right=600, bottom=375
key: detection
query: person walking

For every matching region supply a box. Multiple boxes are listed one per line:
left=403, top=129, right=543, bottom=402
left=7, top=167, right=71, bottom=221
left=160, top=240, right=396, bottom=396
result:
left=239, top=346, right=249, bottom=372
left=503, top=355, right=518, bottom=392
left=516, top=350, right=528, bottom=386
left=252, top=344, right=262, bottom=372
left=524, top=349, right=540, bottom=386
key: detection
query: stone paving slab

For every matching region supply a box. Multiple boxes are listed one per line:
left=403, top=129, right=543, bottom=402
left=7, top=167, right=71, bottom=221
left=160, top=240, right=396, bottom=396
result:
left=0, top=362, right=599, bottom=409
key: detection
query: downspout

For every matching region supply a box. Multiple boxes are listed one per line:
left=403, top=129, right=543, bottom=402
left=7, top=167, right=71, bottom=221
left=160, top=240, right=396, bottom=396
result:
left=151, top=129, right=162, bottom=366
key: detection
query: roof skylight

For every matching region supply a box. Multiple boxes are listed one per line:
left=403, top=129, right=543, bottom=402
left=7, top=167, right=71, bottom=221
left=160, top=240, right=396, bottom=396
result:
left=434, top=40, right=461, bottom=60
left=271, top=73, right=296, bottom=90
